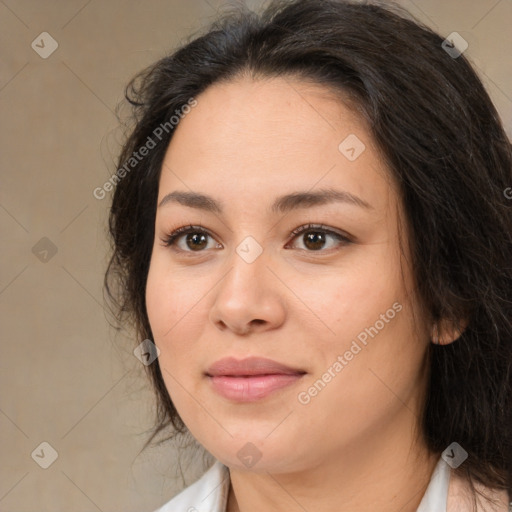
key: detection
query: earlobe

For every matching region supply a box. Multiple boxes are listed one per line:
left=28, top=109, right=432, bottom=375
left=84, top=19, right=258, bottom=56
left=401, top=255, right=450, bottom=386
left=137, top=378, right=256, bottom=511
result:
left=432, top=317, right=468, bottom=345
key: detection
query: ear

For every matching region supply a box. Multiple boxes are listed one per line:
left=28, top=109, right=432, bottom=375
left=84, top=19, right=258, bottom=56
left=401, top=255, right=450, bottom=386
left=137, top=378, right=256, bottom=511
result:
left=435, top=317, right=469, bottom=345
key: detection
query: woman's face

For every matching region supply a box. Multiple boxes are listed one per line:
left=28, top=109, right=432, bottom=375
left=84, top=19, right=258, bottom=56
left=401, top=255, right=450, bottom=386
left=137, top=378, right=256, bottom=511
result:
left=146, top=76, right=431, bottom=473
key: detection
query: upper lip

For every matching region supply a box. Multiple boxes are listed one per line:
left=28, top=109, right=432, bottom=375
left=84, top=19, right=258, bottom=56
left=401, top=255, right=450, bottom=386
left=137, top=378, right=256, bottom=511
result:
left=206, top=356, right=306, bottom=377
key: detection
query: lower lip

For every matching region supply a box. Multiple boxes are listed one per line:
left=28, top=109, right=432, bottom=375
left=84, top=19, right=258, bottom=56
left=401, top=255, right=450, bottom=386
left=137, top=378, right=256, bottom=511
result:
left=207, top=374, right=304, bottom=402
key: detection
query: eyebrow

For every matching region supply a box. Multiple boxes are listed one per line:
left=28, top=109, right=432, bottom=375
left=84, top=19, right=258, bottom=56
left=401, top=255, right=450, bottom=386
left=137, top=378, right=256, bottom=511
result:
left=158, top=188, right=373, bottom=214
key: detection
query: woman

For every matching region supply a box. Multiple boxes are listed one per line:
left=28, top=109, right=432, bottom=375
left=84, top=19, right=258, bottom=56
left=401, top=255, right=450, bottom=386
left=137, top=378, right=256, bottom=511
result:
left=104, top=0, right=512, bottom=510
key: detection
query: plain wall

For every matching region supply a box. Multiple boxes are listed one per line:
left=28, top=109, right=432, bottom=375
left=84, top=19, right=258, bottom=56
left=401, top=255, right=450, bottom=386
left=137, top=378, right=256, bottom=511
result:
left=1, top=0, right=511, bottom=510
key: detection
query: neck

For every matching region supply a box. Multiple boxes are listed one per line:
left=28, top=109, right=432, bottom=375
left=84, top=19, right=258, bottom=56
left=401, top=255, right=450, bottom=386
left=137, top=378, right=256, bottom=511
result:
left=226, top=419, right=439, bottom=512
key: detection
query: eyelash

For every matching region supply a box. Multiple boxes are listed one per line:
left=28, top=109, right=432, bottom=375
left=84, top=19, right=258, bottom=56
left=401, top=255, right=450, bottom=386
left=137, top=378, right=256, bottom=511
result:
left=160, top=223, right=352, bottom=254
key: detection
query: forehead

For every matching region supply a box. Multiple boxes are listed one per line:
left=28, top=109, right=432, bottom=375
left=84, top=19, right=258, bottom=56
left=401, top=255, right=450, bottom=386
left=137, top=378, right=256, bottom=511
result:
left=158, top=76, right=396, bottom=216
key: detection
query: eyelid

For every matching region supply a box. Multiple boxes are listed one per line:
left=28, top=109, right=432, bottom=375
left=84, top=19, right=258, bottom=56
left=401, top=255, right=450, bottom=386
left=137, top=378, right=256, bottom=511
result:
left=287, top=223, right=353, bottom=243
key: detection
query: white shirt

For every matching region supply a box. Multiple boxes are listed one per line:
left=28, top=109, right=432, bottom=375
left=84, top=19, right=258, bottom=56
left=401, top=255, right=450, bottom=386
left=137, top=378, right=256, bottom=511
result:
left=153, top=455, right=511, bottom=512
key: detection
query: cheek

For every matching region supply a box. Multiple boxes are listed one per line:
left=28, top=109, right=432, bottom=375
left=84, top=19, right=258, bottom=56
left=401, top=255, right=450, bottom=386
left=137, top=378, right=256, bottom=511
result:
left=323, top=250, right=403, bottom=338
left=145, top=256, right=211, bottom=373
left=145, top=264, right=174, bottom=339
left=146, top=256, right=200, bottom=338
left=145, top=262, right=197, bottom=407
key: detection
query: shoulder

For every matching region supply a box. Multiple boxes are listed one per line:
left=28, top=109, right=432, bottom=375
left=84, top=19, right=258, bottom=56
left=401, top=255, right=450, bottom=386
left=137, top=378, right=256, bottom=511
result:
left=151, top=460, right=230, bottom=512
left=447, top=469, right=511, bottom=512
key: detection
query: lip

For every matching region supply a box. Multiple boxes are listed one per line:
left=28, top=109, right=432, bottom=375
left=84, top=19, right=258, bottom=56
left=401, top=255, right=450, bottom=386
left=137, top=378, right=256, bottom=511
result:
left=206, top=356, right=305, bottom=377
left=205, top=356, right=306, bottom=402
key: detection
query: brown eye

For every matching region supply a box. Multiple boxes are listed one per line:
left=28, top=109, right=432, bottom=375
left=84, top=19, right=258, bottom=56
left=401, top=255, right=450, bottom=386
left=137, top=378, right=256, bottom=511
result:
left=302, top=231, right=328, bottom=251
left=184, top=232, right=208, bottom=251
left=161, top=225, right=220, bottom=252
left=287, top=224, right=351, bottom=252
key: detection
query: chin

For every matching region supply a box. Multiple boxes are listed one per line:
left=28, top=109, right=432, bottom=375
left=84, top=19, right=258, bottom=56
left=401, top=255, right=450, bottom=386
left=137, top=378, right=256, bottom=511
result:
left=203, top=434, right=311, bottom=474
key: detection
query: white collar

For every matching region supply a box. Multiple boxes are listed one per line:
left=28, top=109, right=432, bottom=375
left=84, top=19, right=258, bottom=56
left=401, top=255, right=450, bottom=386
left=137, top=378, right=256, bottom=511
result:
left=153, top=460, right=229, bottom=511
left=416, top=455, right=450, bottom=512
left=153, top=455, right=504, bottom=512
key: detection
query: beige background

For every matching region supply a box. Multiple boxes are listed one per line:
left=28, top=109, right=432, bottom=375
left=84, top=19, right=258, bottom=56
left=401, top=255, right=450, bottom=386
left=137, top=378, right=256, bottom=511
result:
left=0, top=0, right=511, bottom=511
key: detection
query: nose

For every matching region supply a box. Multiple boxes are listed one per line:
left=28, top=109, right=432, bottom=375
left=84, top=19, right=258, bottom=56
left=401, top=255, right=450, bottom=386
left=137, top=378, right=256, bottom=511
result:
left=208, top=244, right=286, bottom=336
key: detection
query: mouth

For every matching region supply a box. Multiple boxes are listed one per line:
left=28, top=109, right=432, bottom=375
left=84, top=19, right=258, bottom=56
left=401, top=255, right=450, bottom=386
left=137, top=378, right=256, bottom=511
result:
left=205, top=356, right=306, bottom=402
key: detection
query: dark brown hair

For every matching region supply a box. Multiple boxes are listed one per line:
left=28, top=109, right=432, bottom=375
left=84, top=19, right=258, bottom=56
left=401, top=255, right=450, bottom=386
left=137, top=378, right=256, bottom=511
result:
left=104, top=0, right=512, bottom=508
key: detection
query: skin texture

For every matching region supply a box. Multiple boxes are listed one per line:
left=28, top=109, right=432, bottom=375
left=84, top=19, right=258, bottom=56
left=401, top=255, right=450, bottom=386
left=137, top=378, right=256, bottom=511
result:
left=145, top=76, right=450, bottom=512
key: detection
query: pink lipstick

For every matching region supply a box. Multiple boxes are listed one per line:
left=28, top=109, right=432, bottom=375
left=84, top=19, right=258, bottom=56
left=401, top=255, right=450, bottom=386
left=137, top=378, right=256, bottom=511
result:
left=205, top=356, right=306, bottom=402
